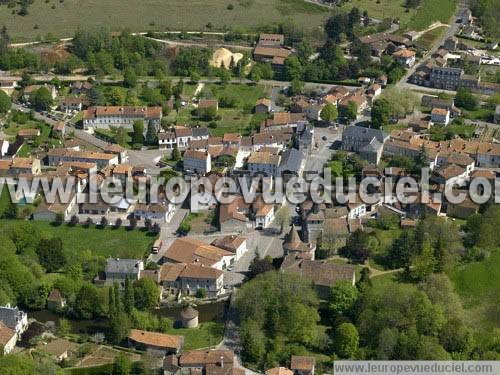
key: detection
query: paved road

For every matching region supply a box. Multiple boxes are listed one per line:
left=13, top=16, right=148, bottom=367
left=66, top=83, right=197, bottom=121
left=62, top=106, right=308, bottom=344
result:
left=304, top=126, right=340, bottom=172
left=147, top=207, right=189, bottom=263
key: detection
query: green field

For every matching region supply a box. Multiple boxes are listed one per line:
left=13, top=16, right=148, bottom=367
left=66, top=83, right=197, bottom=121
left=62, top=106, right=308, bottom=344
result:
left=450, top=251, right=500, bottom=333
left=0, top=219, right=154, bottom=259
left=163, top=322, right=224, bottom=350
left=0, top=0, right=329, bottom=42
left=168, top=83, right=269, bottom=136
left=341, top=0, right=456, bottom=31
left=406, top=0, right=456, bottom=30
left=341, top=0, right=417, bottom=25
left=415, top=25, right=448, bottom=50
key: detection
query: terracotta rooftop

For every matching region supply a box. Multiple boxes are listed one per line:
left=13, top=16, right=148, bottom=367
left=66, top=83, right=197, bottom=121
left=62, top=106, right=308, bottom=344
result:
left=247, top=151, right=280, bottom=165
left=283, top=225, right=310, bottom=253
left=0, top=321, right=15, bottom=347
left=48, top=148, right=116, bottom=161
left=180, top=349, right=234, bottom=367
left=256, top=98, right=272, bottom=107
left=112, top=164, right=133, bottom=175
left=129, top=329, right=183, bottom=350
left=18, top=128, right=40, bottom=137
left=163, top=237, right=233, bottom=267
left=211, top=235, right=246, bottom=253
left=47, top=289, right=64, bottom=302
left=11, top=157, right=36, bottom=169
left=254, top=46, right=291, bottom=59
left=219, top=196, right=250, bottom=224
left=184, top=149, right=209, bottom=161
left=290, top=356, right=315, bottom=371
left=431, top=108, right=449, bottom=116
left=266, top=367, right=293, bottom=375
left=223, top=133, right=241, bottom=143
left=436, top=164, right=466, bottom=180
left=198, top=99, right=219, bottom=109
left=393, top=48, right=416, bottom=58
left=84, top=106, right=162, bottom=120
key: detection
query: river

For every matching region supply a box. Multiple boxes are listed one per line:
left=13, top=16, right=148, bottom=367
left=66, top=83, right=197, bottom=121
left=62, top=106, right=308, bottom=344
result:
left=29, top=300, right=228, bottom=335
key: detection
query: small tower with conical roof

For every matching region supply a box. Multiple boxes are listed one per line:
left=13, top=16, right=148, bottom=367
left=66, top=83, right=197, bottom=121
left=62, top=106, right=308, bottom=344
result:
left=283, top=224, right=315, bottom=260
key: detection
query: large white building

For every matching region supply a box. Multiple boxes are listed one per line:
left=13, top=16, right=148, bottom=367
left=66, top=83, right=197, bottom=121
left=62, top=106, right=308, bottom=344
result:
left=183, top=150, right=211, bottom=175
left=83, top=106, right=162, bottom=131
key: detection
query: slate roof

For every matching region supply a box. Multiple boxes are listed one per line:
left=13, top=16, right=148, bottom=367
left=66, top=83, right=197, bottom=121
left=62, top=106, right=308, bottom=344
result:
left=0, top=306, right=26, bottom=330
left=192, top=127, right=210, bottom=138
left=343, top=125, right=387, bottom=143
left=359, top=137, right=383, bottom=153
left=105, top=258, right=143, bottom=275
left=278, top=148, right=303, bottom=173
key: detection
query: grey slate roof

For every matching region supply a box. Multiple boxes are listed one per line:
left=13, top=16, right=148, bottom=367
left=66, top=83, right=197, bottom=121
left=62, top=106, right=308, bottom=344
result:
left=342, top=125, right=388, bottom=143
left=105, top=258, right=143, bottom=275
left=192, top=127, right=210, bottom=138
left=0, top=306, right=26, bottom=330
left=359, top=137, right=383, bottom=153
left=278, top=148, right=304, bottom=174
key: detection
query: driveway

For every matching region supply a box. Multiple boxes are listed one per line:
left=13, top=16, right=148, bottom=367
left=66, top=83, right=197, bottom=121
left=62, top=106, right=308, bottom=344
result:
left=148, top=207, right=188, bottom=263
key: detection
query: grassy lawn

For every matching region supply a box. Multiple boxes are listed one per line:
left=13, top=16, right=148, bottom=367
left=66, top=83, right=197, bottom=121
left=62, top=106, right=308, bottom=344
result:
left=369, top=227, right=402, bottom=270
left=169, top=83, right=269, bottom=136
left=463, top=107, right=494, bottom=121
left=449, top=251, right=500, bottom=334
left=0, top=0, right=329, bottom=41
left=370, top=271, right=403, bottom=290
left=2, top=112, right=62, bottom=156
left=406, top=0, right=456, bottom=31
left=208, top=83, right=268, bottom=108
left=163, top=322, right=224, bottom=351
left=0, top=220, right=155, bottom=259
left=189, top=210, right=217, bottom=234
left=341, top=0, right=416, bottom=26
left=415, top=25, right=448, bottom=50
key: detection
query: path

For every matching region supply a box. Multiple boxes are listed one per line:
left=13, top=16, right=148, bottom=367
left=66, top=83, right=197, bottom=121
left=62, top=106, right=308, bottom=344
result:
left=411, top=21, right=449, bottom=41
left=143, top=35, right=253, bottom=51
left=192, top=82, right=205, bottom=101
left=327, top=255, right=403, bottom=278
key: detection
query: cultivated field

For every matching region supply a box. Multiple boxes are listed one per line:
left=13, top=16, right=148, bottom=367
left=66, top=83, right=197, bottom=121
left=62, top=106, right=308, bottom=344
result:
left=0, top=0, right=329, bottom=42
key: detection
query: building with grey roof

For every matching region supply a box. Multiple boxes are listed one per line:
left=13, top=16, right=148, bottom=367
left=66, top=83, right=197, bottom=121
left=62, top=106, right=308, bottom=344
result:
left=295, top=122, right=314, bottom=153
left=192, top=127, right=210, bottom=140
left=104, top=258, right=144, bottom=287
left=0, top=305, right=28, bottom=336
left=278, top=148, right=304, bottom=178
left=341, top=125, right=388, bottom=164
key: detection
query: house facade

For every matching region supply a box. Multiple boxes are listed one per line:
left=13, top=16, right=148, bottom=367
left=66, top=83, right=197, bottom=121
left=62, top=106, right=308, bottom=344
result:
left=104, top=258, right=144, bottom=287
left=183, top=150, right=211, bottom=175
